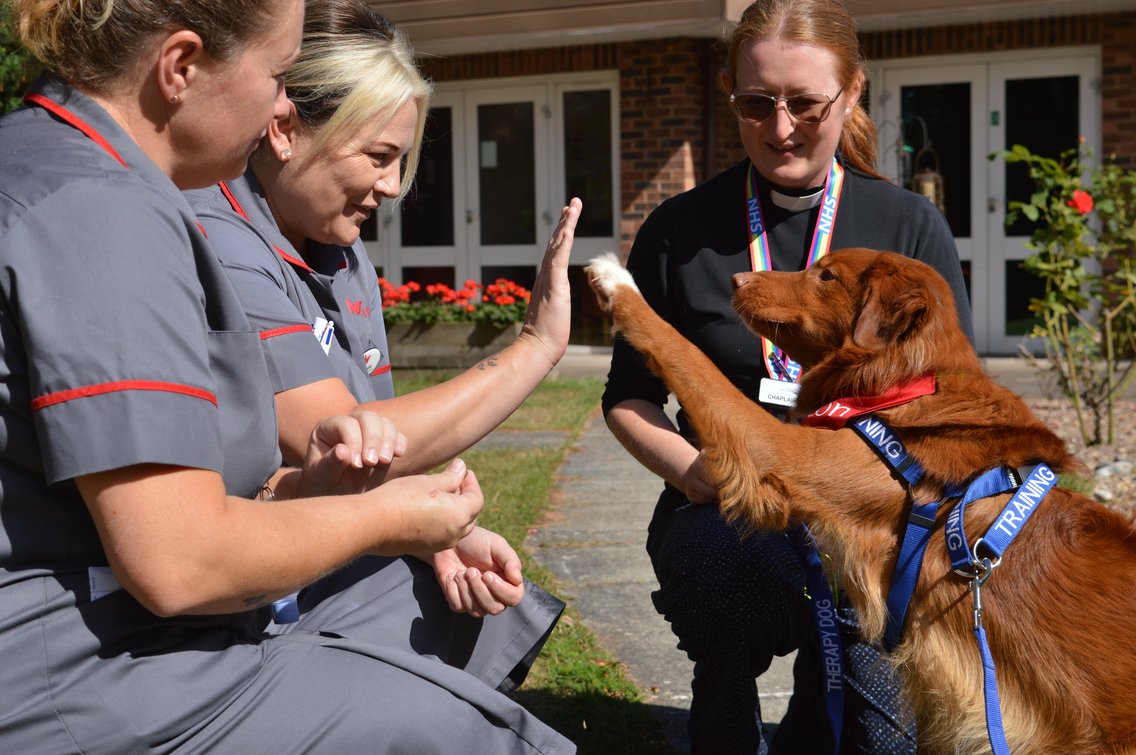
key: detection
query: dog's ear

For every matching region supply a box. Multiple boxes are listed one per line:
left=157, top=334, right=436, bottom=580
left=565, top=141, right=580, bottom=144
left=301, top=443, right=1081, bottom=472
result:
left=852, top=271, right=932, bottom=350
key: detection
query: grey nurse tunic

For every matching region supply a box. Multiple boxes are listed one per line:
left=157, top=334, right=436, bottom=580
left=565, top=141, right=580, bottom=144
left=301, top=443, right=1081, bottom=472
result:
left=0, top=77, right=573, bottom=754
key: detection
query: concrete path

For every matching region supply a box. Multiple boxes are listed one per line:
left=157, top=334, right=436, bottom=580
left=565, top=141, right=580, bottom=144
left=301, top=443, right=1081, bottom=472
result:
left=528, top=348, right=793, bottom=752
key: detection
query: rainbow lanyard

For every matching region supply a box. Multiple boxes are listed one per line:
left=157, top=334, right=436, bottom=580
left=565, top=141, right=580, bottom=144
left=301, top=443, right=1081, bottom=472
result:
left=746, top=158, right=845, bottom=382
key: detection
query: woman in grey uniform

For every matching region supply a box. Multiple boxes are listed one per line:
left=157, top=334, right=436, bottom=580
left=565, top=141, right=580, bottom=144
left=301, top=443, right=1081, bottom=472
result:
left=0, top=1, right=573, bottom=752
left=187, top=0, right=580, bottom=688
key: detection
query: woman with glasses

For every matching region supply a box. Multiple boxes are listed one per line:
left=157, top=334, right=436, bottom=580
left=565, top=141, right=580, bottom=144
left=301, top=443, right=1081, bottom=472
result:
left=602, top=0, right=973, bottom=752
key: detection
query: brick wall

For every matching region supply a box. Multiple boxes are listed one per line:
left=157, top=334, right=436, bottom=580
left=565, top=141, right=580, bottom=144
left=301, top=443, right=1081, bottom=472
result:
left=420, top=11, right=1135, bottom=254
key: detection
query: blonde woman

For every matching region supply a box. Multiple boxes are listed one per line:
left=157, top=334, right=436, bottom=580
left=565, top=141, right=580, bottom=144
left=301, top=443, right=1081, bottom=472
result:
left=187, top=0, right=581, bottom=689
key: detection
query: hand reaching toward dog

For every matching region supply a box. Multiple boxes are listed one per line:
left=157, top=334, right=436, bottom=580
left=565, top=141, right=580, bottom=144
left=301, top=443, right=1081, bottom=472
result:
left=682, top=450, right=720, bottom=504
left=430, top=526, right=526, bottom=618
left=517, top=197, right=582, bottom=366
left=301, top=410, right=408, bottom=496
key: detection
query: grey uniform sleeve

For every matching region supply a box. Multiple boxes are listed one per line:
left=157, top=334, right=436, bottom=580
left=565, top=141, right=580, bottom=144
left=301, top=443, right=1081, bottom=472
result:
left=9, top=180, right=224, bottom=483
left=200, top=214, right=339, bottom=394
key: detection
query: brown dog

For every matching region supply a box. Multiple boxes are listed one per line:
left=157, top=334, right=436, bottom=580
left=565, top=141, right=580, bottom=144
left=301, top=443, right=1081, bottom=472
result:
left=586, top=248, right=1136, bottom=754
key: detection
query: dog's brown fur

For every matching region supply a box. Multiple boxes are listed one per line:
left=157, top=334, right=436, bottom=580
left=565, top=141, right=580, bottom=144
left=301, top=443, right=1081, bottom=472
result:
left=587, top=248, right=1136, bottom=754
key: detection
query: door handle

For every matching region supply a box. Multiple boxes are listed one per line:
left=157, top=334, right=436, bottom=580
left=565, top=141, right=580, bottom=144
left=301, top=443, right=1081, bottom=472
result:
left=466, top=210, right=474, bottom=224
left=987, top=197, right=997, bottom=213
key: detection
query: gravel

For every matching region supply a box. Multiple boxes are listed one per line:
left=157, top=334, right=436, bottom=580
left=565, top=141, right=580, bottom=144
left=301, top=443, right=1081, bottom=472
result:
left=1025, top=398, right=1136, bottom=515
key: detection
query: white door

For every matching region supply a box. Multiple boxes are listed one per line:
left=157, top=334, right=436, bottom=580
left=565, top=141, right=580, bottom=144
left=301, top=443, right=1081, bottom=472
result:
left=875, top=51, right=1099, bottom=355
left=986, top=56, right=1098, bottom=355
left=375, top=85, right=553, bottom=288
left=371, top=90, right=466, bottom=286
left=464, top=85, right=552, bottom=279
left=374, top=75, right=619, bottom=295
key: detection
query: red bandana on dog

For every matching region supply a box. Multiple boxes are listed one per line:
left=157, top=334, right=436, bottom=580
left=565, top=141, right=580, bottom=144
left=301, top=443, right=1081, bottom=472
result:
left=801, top=373, right=937, bottom=429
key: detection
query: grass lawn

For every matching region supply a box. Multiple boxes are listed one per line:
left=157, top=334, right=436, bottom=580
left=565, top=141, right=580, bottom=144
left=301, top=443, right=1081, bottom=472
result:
left=393, top=369, right=677, bottom=754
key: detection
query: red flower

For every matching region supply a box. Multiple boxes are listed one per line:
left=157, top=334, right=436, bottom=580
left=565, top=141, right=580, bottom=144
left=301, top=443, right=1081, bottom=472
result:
left=1067, top=189, right=1093, bottom=214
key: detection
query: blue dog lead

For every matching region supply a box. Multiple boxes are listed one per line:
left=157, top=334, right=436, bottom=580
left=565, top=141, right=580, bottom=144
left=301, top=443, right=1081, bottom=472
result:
left=945, top=464, right=1057, bottom=755
left=787, top=523, right=844, bottom=753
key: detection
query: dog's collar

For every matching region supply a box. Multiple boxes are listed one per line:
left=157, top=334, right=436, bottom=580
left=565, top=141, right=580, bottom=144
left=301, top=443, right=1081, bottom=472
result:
left=801, top=373, right=937, bottom=429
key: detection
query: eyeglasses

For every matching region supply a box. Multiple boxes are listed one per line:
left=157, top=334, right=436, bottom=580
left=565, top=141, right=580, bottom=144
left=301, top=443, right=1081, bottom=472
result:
left=729, top=86, right=845, bottom=124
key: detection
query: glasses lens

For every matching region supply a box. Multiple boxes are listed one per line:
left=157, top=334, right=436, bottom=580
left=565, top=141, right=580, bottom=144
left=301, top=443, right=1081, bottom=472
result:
left=787, top=95, right=832, bottom=123
left=734, top=94, right=776, bottom=122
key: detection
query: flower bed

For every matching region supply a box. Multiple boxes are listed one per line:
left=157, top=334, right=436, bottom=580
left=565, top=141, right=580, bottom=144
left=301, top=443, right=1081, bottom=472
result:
left=378, top=277, right=529, bottom=367
left=378, top=278, right=530, bottom=328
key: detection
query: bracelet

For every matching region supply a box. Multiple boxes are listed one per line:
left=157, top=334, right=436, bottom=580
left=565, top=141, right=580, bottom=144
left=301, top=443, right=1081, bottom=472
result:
left=257, top=484, right=276, bottom=502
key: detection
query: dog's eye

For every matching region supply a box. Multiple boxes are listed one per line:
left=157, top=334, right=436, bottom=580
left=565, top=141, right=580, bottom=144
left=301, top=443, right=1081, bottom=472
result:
left=819, top=268, right=836, bottom=282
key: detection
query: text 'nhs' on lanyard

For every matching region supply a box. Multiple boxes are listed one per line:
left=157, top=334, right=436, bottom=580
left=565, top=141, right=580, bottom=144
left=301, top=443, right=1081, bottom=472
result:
left=748, top=158, right=844, bottom=409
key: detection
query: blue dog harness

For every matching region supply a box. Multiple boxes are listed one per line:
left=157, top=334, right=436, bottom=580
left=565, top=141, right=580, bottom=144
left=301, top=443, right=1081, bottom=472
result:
left=849, top=414, right=1056, bottom=755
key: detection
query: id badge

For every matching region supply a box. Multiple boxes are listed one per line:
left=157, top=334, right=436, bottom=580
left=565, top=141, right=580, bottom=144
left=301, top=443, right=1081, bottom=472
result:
left=759, top=377, right=799, bottom=408
left=88, top=566, right=122, bottom=601
left=312, top=316, right=335, bottom=355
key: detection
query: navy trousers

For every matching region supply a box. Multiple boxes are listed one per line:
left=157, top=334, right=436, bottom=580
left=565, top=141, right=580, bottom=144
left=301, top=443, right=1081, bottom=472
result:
left=646, top=486, right=916, bottom=754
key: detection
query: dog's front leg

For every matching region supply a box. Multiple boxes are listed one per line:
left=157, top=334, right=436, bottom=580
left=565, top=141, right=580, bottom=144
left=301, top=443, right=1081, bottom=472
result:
left=587, top=256, right=903, bottom=637
left=587, top=255, right=836, bottom=528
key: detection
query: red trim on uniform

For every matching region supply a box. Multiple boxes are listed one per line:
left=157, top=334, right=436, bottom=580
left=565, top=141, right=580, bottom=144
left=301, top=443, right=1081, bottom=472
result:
left=218, top=181, right=252, bottom=221
left=31, top=380, right=217, bottom=410
left=372, top=363, right=392, bottom=376
left=273, top=245, right=314, bottom=273
left=196, top=223, right=208, bottom=237
left=217, top=180, right=316, bottom=274
left=260, top=323, right=312, bottom=340
left=24, top=92, right=129, bottom=168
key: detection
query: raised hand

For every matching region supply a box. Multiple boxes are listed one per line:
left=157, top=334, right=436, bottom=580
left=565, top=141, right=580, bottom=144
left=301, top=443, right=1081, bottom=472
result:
left=518, top=197, right=582, bottom=364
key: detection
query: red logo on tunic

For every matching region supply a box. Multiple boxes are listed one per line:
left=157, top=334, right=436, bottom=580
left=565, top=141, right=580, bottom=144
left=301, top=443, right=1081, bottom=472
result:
left=345, top=299, right=372, bottom=318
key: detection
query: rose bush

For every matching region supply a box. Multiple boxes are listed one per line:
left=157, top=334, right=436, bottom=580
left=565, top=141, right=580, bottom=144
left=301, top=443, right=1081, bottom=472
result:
left=997, top=140, right=1136, bottom=445
left=378, top=277, right=531, bottom=328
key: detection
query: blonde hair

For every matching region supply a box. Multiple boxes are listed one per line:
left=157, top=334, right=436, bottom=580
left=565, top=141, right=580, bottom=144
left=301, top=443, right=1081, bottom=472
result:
left=285, top=0, right=432, bottom=200
left=724, top=0, right=884, bottom=179
left=10, top=0, right=280, bottom=93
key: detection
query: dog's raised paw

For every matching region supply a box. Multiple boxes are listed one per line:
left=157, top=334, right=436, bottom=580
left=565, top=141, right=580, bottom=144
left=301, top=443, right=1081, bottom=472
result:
left=585, top=253, right=638, bottom=313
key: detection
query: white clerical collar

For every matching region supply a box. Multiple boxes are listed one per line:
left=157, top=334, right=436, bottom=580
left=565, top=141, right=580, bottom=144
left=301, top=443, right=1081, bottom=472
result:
left=770, top=186, right=825, bottom=211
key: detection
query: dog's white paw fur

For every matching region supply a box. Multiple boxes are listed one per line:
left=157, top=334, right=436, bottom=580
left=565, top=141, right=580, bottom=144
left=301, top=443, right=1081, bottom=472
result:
left=585, top=252, right=639, bottom=301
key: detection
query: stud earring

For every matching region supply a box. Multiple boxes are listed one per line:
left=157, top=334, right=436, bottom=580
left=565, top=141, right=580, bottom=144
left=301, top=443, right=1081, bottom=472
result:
left=169, top=94, right=182, bottom=104
left=278, top=148, right=292, bottom=161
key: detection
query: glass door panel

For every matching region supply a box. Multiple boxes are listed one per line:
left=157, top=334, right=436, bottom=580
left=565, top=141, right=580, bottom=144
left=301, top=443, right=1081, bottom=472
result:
left=900, top=82, right=972, bottom=239
left=987, top=57, right=1097, bottom=354
left=466, top=86, right=549, bottom=280
left=879, top=64, right=987, bottom=349
left=379, top=90, right=465, bottom=286
left=478, top=101, right=536, bottom=246
left=402, top=105, right=455, bottom=248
